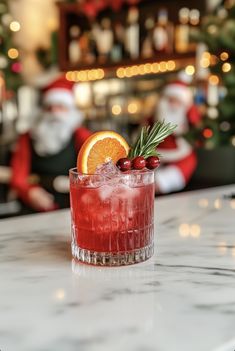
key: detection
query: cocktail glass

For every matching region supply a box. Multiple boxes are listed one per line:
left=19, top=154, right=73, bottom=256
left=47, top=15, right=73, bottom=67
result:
left=69, top=167, right=155, bottom=266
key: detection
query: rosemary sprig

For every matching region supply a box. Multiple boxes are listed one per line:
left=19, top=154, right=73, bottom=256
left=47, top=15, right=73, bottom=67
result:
left=128, top=121, right=177, bottom=158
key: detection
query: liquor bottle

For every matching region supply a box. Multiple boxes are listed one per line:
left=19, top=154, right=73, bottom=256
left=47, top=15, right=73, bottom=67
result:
left=125, top=6, right=140, bottom=59
left=175, top=7, right=190, bottom=53
left=141, top=16, right=154, bottom=58
left=111, top=22, right=125, bottom=62
left=94, top=18, right=114, bottom=63
left=79, top=31, right=90, bottom=63
left=188, top=9, right=200, bottom=51
left=153, top=9, right=174, bottom=53
left=68, top=25, right=81, bottom=64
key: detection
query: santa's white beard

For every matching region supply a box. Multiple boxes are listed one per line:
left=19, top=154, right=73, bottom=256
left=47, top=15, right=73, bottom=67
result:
left=31, top=109, right=83, bottom=156
left=157, top=97, right=189, bottom=135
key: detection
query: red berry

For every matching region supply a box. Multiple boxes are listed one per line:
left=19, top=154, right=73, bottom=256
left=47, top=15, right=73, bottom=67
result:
left=146, top=156, right=160, bottom=170
left=116, top=158, right=131, bottom=171
left=132, top=156, right=146, bottom=170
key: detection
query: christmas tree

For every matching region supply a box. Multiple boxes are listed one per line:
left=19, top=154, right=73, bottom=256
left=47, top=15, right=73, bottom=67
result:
left=191, top=0, right=235, bottom=148
left=0, top=0, right=22, bottom=92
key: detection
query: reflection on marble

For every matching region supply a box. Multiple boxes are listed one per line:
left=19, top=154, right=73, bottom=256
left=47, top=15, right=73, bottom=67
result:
left=0, top=185, right=235, bottom=351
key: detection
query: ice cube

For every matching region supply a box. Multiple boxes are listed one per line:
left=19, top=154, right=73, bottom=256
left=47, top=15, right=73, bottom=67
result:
left=98, top=184, right=114, bottom=201
left=96, top=161, right=121, bottom=179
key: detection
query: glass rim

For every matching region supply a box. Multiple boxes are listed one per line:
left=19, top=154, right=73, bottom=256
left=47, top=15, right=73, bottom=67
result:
left=69, top=167, right=154, bottom=177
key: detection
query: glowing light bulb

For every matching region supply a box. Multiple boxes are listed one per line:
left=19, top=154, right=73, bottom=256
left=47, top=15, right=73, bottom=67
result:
left=8, top=48, right=19, bottom=59
left=185, top=65, right=195, bottom=75
left=222, top=62, right=231, bottom=72
left=112, top=104, right=122, bottom=115
left=10, top=21, right=20, bottom=32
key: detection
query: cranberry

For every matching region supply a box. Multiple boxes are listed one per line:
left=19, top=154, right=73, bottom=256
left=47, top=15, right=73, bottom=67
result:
left=132, top=156, right=146, bottom=170
left=146, top=156, right=160, bottom=170
left=116, top=158, right=131, bottom=171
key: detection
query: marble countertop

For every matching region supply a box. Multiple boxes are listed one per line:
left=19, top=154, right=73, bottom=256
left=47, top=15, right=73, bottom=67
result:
left=1, top=185, right=235, bottom=351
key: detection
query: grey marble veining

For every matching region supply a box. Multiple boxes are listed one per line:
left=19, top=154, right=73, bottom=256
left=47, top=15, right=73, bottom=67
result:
left=0, top=185, right=235, bottom=351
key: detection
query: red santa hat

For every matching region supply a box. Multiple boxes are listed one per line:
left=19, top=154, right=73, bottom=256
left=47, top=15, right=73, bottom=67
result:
left=42, top=75, right=75, bottom=108
left=163, top=80, right=193, bottom=109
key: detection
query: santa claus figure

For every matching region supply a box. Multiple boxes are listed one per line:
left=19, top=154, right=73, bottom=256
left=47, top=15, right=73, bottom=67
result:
left=10, top=75, right=91, bottom=212
left=154, top=80, right=201, bottom=194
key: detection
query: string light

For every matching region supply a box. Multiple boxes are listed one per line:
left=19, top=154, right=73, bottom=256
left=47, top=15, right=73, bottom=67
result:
left=200, top=58, right=210, bottom=68
left=7, top=48, right=19, bottom=59
left=159, top=61, right=167, bottom=72
left=128, top=103, right=138, bottom=114
left=10, top=21, right=20, bottom=32
left=222, top=62, right=231, bottom=72
left=116, top=67, right=125, bottom=78
left=209, top=75, right=219, bottom=85
left=220, top=52, right=229, bottom=61
left=185, top=65, right=195, bottom=75
left=66, top=68, right=104, bottom=82
left=144, top=63, right=152, bottom=74
left=167, top=60, right=176, bottom=71
left=115, top=60, right=177, bottom=79
left=112, top=104, right=122, bottom=115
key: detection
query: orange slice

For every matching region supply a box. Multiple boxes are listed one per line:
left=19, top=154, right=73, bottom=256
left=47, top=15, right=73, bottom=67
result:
left=77, top=131, right=129, bottom=174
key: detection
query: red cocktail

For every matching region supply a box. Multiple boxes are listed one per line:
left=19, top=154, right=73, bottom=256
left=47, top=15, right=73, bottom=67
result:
left=69, top=167, right=155, bottom=266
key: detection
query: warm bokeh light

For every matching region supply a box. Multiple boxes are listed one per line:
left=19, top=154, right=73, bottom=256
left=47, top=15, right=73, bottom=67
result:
left=144, top=63, right=152, bottom=74
left=202, top=51, right=211, bottom=60
left=214, top=198, right=222, bottom=209
left=10, top=21, right=21, bottom=32
left=151, top=63, right=159, bottom=73
left=190, top=224, right=201, bottom=238
left=159, top=61, right=167, bottom=72
left=97, top=69, right=104, bottom=79
left=116, top=67, right=125, bottom=78
left=167, top=60, right=176, bottom=71
left=179, top=223, right=190, bottom=237
left=209, top=75, right=219, bottom=85
left=112, top=104, right=122, bottom=115
left=8, top=48, right=19, bottom=59
left=128, top=103, right=138, bottom=114
left=230, top=200, right=235, bottom=209
left=131, top=65, right=138, bottom=76
left=198, top=198, right=209, bottom=208
left=200, top=58, right=210, bottom=68
left=217, top=241, right=227, bottom=255
left=66, top=69, right=104, bottom=82
left=220, top=52, right=229, bottom=61
left=139, top=64, right=145, bottom=75
left=54, top=289, right=66, bottom=300
left=185, top=65, right=195, bottom=75
left=222, top=62, right=231, bottom=72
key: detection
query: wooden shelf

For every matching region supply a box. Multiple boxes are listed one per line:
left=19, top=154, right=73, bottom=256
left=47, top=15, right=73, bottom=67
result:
left=57, top=0, right=205, bottom=76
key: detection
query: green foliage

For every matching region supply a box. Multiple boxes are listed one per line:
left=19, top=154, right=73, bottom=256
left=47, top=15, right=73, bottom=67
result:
left=191, top=2, right=235, bottom=147
left=0, top=0, right=22, bottom=91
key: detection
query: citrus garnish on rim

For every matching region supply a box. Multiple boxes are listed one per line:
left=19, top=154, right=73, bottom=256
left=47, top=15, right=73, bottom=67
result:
left=77, top=131, right=129, bottom=174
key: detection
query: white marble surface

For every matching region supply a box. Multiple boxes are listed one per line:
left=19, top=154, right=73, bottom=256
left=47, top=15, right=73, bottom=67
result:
left=1, top=185, right=235, bottom=351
